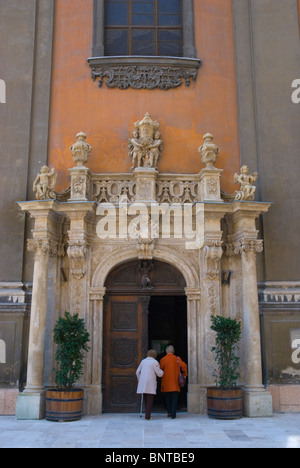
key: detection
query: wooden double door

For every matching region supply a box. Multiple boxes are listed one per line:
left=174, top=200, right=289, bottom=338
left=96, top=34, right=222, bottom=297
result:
left=102, top=260, right=187, bottom=413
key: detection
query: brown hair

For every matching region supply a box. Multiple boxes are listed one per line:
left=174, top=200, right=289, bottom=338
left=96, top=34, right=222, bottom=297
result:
left=147, top=349, right=158, bottom=359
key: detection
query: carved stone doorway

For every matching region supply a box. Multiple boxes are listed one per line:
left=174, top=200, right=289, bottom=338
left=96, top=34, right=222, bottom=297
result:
left=103, top=260, right=187, bottom=413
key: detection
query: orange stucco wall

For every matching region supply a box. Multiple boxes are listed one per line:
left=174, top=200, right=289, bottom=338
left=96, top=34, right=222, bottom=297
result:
left=48, top=0, right=240, bottom=193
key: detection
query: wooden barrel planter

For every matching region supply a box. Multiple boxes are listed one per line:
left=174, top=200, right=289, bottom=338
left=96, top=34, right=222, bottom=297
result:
left=46, top=389, right=84, bottom=422
left=207, top=387, right=243, bottom=420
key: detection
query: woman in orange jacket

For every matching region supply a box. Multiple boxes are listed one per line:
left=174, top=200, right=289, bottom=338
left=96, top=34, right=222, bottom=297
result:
left=160, top=345, right=188, bottom=419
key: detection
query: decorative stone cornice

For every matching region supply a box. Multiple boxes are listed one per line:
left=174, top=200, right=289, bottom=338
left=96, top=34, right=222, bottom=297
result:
left=260, top=281, right=300, bottom=304
left=87, top=56, right=201, bottom=90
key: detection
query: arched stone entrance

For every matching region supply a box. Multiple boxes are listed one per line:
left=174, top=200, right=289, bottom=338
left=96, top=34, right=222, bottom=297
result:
left=89, top=246, right=201, bottom=415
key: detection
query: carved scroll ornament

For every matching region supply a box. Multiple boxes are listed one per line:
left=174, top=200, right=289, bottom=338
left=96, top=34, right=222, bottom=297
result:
left=67, top=240, right=88, bottom=279
left=88, top=57, right=201, bottom=91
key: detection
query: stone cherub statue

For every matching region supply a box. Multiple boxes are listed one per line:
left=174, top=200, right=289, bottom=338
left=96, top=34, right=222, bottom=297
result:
left=234, top=165, right=258, bottom=201
left=129, top=113, right=163, bottom=169
left=33, top=166, right=57, bottom=200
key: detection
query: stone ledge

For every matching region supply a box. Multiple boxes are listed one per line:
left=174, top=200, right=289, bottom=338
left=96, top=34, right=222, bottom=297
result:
left=259, top=281, right=300, bottom=304
left=87, top=56, right=201, bottom=90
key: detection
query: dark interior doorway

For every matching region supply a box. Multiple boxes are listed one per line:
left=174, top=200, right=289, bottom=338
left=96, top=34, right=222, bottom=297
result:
left=148, top=295, right=188, bottom=412
left=103, top=259, right=187, bottom=413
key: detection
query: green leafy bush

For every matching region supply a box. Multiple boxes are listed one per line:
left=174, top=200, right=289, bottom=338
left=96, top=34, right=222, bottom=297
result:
left=211, top=315, right=242, bottom=390
left=53, top=312, right=90, bottom=390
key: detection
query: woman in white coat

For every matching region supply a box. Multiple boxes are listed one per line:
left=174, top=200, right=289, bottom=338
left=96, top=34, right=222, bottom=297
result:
left=136, top=349, right=164, bottom=420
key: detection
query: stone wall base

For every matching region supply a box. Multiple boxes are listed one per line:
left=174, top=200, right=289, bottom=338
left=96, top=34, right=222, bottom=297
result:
left=268, top=385, right=300, bottom=412
left=243, top=389, right=273, bottom=417
left=0, top=389, right=19, bottom=415
left=16, top=392, right=46, bottom=420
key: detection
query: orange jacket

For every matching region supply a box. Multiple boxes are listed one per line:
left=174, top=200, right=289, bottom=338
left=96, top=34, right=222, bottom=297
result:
left=160, top=353, right=188, bottom=393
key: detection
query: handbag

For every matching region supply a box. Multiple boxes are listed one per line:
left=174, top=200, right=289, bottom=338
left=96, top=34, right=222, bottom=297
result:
left=176, top=357, right=186, bottom=388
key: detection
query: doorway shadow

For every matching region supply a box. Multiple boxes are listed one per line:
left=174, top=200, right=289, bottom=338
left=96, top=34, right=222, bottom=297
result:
left=148, top=296, right=188, bottom=412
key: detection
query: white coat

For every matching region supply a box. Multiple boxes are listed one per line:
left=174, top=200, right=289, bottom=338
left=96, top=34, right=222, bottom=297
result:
left=136, top=357, right=164, bottom=395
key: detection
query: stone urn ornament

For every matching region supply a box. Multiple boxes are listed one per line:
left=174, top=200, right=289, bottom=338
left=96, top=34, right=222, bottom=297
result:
left=70, top=131, right=92, bottom=167
left=198, top=133, right=220, bottom=169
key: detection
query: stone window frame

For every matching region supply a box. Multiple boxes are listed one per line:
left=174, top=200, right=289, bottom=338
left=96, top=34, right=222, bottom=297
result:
left=87, top=0, right=201, bottom=90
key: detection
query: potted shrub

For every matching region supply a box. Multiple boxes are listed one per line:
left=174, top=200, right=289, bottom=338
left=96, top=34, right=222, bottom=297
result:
left=207, top=314, right=243, bottom=420
left=46, top=311, right=90, bottom=422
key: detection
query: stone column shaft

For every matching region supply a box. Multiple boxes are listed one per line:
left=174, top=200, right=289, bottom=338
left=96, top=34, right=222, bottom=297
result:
left=235, top=238, right=273, bottom=417
left=16, top=238, right=58, bottom=420
left=240, top=245, right=264, bottom=389
left=88, top=287, right=106, bottom=415
left=24, top=242, right=50, bottom=392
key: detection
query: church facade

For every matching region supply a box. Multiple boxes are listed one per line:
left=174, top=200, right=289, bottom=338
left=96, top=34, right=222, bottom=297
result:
left=0, top=0, right=299, bottom=418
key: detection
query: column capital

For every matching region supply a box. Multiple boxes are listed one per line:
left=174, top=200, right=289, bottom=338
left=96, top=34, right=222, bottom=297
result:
left=185, top=287, right=201, bottom=301
left=233, top=239, right=264, bottom=255
left=27, top=238, right=65, bottom=257
left=89, top=287, right=107, bottom=301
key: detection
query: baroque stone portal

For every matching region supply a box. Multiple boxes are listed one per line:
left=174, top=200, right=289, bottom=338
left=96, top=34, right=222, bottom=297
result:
left=17, top=115, right=273, bottom=420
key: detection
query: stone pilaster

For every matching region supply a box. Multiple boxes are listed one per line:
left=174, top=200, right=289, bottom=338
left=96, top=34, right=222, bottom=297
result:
left=133, top=167, right=158, bottom=203
left=16, top=201, right=64, bottom=420
left=185, top=288, right=202, bottom=414
left=231, top=202, right=273, bottom=417
left=199, top=168, right=224, bottom=203
left=234, top=238, right=273, bottom=417
left=65, top=203, right=97, bottom=393
left=69, top=166, right=92, bottom=202
left=88, top=287, right=106, bottom=415
left=16, top=238, right=62, bottom=419
left=203, top=239, right=223, bottom=314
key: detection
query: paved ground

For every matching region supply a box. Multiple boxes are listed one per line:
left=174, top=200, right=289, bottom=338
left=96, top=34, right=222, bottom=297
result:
left=0, top=413, right=300, bottom=448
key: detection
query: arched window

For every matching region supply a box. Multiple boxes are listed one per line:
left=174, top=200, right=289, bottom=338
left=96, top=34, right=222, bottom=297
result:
left=105, top=0, right=183, bottom=57
left=89, top=0, right=201, bottom=89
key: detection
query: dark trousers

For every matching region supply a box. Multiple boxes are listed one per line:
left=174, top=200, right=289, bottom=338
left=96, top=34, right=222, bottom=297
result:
left=143, top=394, right=155, bottom=420
left=164, top=392, right=178, bottom=419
